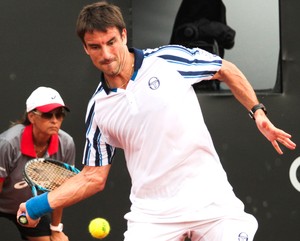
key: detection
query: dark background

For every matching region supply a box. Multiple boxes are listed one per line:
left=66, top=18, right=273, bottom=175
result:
left=1, top=0, right=300, bottom=240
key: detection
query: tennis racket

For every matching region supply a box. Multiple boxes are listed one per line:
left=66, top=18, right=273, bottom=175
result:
left=18, top=158, right=80, bottom=225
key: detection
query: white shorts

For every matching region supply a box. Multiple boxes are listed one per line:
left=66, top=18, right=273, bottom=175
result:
left=124, top=212, right=258, bottom=241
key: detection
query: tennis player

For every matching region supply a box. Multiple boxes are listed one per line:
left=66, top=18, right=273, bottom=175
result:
left=0, top=87, right=75, bottom=241
left=18, top=2, right=296, bottom=241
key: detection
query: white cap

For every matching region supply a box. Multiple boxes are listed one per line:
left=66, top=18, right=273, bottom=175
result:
left=26, top=86, right=69, bottom=113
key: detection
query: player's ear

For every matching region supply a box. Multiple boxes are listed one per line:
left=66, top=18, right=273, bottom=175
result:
left=121, top=28, right=127, bottom=45
left=83, top=44, right=90, bottom=56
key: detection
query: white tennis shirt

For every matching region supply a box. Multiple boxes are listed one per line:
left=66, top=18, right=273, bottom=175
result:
left=83, top=46, right=244, bottom=222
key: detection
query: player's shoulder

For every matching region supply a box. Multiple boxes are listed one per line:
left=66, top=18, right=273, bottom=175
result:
left=143, top=44, right=217, bottom=64
left=143, top=45, right=188, bottom=57
left=144, top=44, right=221, bottom=59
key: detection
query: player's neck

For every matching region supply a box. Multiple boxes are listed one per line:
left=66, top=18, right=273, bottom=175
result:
left=105, top=53, right=134, bottom=89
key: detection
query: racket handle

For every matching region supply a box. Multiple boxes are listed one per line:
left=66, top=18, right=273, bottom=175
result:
left=18, top=212, right=28, bottom=225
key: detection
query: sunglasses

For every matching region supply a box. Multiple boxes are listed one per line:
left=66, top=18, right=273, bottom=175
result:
left=33, top=110, right=66, bottom=120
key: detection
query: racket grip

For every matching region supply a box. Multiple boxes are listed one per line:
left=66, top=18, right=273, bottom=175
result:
left=18, top=212, right=28, bottom=225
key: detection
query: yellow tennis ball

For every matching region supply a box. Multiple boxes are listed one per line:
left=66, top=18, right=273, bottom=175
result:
left=88, top=218, right=110, bottom=239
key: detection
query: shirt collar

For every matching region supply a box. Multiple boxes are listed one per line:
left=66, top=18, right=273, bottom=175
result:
left=21, top=124, right=59, bottom=157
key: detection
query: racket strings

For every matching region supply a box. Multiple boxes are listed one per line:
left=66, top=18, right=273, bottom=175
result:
left=26, top=161, right=76, bottom=191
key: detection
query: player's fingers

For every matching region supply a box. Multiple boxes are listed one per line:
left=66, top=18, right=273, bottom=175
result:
left=272, top=140, right=283, bottom=155
left=278, top=137, right=297, bottom=150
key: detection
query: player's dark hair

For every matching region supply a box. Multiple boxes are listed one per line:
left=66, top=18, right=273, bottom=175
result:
left=76, top=1, right=126, bottom=44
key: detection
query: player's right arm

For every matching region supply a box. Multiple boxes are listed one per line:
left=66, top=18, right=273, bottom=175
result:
left=17, top=164, right=111, bottom=227
left=50, top=165, right=111, bottom=208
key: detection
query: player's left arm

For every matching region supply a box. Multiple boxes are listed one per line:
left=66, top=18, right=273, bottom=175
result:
left=212, top=59, right=296, bottom=154
left=49, top=165, right=111, bottom=208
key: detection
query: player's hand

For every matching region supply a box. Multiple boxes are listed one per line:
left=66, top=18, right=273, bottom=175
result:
left=17, top=202, right=40, bottom=227
left=255, top=114, right=296, bottom=154
left=51, top=231, right=69, bottom=241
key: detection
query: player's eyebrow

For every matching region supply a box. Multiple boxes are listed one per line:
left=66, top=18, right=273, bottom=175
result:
left=106, top=36, right=116, bottom=44
left=86, top=36, right=117, bottom=48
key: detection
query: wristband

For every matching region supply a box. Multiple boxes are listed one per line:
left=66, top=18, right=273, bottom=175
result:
left=248, top=103, right=267, bottom=120
left=50, top=223, right=63, bottom=232
left=26, top=192, right=53, bottom=220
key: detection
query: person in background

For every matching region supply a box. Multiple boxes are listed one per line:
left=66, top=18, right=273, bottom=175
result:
left=0, top=86, right=75, bottom=241
left=18, top=2, right=296, bottom=241
left=170, top=0, right=235, bottom=58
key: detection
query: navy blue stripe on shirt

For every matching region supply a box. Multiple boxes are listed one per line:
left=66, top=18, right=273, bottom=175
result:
left=106, top=144, right=114, bottom=164
left=157, top=54, right=221, bottom=66
left=93, top=126, right=102, bottom=166
left=83, top=102, right=96, bottom=165
left=83, top=140, right=91, bottom=165
left=85, top=102, right=95, bottom=133
left=178, top=70, right=218, bottom=79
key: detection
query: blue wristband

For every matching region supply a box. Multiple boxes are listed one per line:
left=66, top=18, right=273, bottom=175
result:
left=26, top=193, right=53, bottom=219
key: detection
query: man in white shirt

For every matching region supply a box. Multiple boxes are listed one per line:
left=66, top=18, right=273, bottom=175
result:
left=18, top=2, right=296, bottom=241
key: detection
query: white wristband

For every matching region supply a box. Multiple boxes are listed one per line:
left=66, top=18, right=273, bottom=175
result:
left=50, top=223, right=63, bottom=232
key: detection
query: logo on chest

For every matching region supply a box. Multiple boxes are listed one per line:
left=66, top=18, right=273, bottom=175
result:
left=148, top=77, right=160, bottom=90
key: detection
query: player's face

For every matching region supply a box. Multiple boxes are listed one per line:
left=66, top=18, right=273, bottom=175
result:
left=83, top=27, right=128, bottom=77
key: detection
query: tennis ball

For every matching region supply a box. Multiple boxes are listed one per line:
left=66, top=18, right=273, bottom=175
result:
left=88, top=218, right=110, bottom=239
